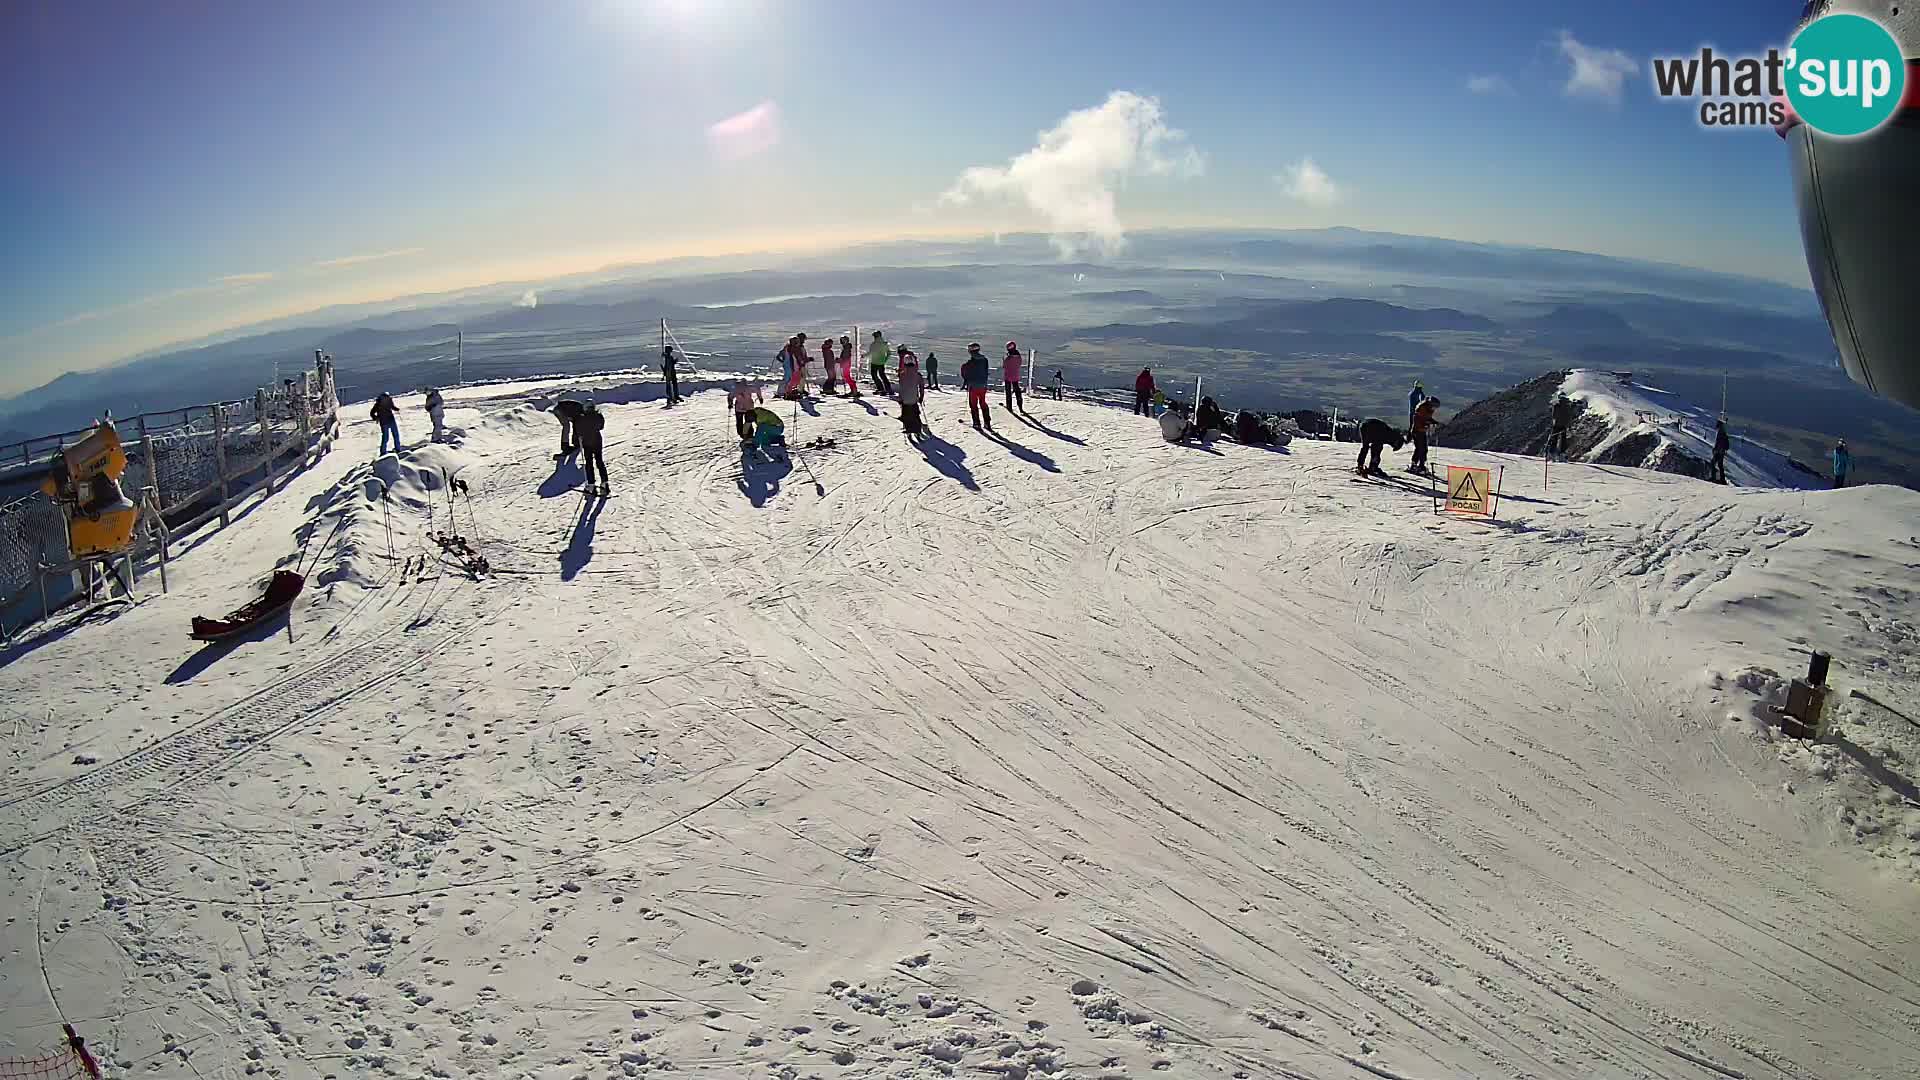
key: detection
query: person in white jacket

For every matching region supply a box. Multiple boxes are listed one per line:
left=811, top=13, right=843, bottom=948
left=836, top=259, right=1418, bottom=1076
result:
left=1158, top=403, right=1191, bottom=443
left=424, top=387, right=446, bottom=443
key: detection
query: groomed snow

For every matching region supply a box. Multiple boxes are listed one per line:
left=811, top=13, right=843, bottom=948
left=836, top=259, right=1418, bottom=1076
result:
left=3, top=375, right=1916, bottom=1080
left=1560, top=369, right=1825, bottom=489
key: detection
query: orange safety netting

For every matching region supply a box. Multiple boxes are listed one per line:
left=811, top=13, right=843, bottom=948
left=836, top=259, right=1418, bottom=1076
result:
left=0, top=1051, right=88, bottom=1080
left=0, top=1027, right=100, bottom=1080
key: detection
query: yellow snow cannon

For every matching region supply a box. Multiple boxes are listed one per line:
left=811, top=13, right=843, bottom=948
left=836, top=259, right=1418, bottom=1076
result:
left=39, top=421, right=139, bottom=558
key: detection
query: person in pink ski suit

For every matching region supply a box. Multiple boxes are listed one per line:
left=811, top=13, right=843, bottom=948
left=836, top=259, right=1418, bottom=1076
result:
left=1002, top=342, right=1025, bottom=412
left=838, top=334, right=859, bottom=396
left=730, top=380, right=763, bottom=440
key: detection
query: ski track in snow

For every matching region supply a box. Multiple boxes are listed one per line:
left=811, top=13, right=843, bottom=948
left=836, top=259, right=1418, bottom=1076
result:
left=2, top=377, right=1917, bottom=1080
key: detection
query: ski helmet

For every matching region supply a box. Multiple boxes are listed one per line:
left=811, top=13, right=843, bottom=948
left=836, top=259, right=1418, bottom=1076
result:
left=968, top=342, right=982, bottom=351
left=1006, top=341, right=1018, bottom=352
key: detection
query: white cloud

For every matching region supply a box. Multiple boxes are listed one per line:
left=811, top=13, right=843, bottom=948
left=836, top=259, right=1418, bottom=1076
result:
left=1466, top=74, right=1512, bottom=95
left=1557, top=30, right=1637, bottom=103
left=314, top=248, right=425, bottom=269
left=939, top=90, right=1204, bottom=257
left=1277, top=157, right=1341, bottom=208
left=707, top=100, right=780, bottom=161
left=516, top=289, right=539, bottom=309
left=216, top=272, right=276, bottom=286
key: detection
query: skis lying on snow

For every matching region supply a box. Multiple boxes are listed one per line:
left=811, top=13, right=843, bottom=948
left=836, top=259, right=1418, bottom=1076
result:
left=432, top=532, right=491, bottom=575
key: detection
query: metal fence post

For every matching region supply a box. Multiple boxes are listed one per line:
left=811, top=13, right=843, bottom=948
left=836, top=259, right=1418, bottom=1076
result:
left=137, top=413, right=162, bottom=510
left=214, top=404, right=232, bottom=528
left=259, top=388, right=277, bottom=495
left=299, top=371, right=314, bottom=442
left=144, top=485, right=168, bottom=593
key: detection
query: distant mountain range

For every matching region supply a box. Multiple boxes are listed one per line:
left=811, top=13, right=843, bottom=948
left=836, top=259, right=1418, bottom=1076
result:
left=2, top=228, right=1879, bottom=482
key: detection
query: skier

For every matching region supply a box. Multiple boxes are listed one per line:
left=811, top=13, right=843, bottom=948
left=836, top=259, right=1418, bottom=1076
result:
left=1355, top=418, right=1405, bottom=476
left=1234, top=408, right=1267, bottom=445
left=779, top=335, right=798, bottom=396
left=553, top=396, right=586, bottom=457
left=371, top=392, right=401, bottom=455
left=1833, top=439, right=1851, bottom=488
left=730, top=380, right=763, bottom=441
left=1050, top=369, right=1065, bottom=401
left=1158, top=402, right=1191, bottom=443
left=577, top=398, right=609, bottom=495
left=1194, top=396, right=1226, bottom=441
left=787, top=333, right=812, bottom=399
left=839, top=335, right=860, bottom=396
left=661, top=344, right=683, bottom=406
left=749, top=405, right=787, bottom=461
left=1548, top=393, right=1575, bottom=460
left=866, top=329, right=893, bottom=395
left=1003, top=342, right=1026, bottom=412
left=820, top=338, right=839, bottom=395
left=1134, top=368, right=1156, bottom=416
left=424, top=387, right=446, bottom=443
left=897, top=347, right=927, bottom=440
left=1409, top=397, right=1439, bottom=474
left=1710, top=419, right=1731, bottom=485
left=962, top=342, right=993, bottom=430
left=925, top=351, right=940, bottom=390
left=1408, top=381, right=1427, bottom=431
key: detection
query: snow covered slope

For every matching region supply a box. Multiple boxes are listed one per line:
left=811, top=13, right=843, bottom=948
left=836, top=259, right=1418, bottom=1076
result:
left=1559, top=370, right=1826, bottom=489
left=1443, top=369, right=1829, bottom=489
left=2, top=377, right=1917, bottom=1080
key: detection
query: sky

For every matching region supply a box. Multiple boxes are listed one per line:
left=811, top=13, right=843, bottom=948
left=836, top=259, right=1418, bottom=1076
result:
left=0, top=0, right=1824, bottom=397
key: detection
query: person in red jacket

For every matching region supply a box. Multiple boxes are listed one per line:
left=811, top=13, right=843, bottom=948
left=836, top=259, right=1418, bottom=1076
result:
left=1409, top=397, right=1440, bottom=474
left=1133, top=368, right=1156, bottom=416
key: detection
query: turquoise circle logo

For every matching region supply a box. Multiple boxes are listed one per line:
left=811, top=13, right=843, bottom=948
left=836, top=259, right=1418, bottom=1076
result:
left=1787, top=13, right=1907, bottom=136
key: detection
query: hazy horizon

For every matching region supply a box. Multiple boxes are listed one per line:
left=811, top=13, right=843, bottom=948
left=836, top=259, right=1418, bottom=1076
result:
left=4, top=0, right=1817, bottom=397
left=0, top=223, right=1821, bottom=402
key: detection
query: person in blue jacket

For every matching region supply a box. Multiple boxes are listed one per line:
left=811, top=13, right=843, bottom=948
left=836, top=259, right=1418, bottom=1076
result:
left=1408, top=381, right=1426, bottom=430
left=1833, top=439, right=1851, bottom=488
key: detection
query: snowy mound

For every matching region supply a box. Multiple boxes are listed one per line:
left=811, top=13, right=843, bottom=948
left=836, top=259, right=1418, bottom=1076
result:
left=1443, top=369, right=1828, bottom=489
left=1560, top=369, right=1826, bottom=488
left=2, top=375, right=1917, bottom=1080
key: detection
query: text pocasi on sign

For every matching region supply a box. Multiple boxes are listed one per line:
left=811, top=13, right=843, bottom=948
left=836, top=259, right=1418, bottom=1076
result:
left=1444, top=465, right=1495, bottom=517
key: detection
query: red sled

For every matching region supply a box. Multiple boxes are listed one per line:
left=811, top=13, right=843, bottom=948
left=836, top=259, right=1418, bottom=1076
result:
left=191, top=570, right=305, bottom=642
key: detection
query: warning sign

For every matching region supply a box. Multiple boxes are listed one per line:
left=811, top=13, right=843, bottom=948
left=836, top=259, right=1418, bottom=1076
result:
left=1443, top=465, right=1494, bottom=517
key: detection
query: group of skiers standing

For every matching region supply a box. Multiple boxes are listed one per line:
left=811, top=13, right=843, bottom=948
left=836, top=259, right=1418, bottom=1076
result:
left=369, top=387, right=450, bottom=454
left=1708, top=415, right=1852, bottom=488
left=1350, top=381, right=1442, bottom=477
left=758, top=331, right=1063, bottom=439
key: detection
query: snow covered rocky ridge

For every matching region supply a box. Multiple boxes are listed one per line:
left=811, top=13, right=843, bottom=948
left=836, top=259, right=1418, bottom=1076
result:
left=1442, top=369, right=1830, bottom=489
left=2, top=373, right=1916, bottom=1080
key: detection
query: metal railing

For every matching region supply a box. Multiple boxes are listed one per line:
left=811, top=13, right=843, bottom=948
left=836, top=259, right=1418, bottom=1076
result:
left=0, top=359, right=339, bottom=639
